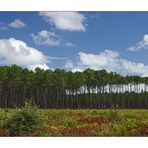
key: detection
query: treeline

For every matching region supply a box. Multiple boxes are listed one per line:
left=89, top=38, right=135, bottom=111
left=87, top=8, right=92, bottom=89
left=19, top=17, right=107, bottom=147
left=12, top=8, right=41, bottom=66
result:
left=0, top=65, right=148, bottom=108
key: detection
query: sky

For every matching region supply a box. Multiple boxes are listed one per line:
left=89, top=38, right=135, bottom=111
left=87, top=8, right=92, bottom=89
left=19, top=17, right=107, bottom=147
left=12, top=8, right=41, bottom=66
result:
left=0, top=12, right=148, bottom=76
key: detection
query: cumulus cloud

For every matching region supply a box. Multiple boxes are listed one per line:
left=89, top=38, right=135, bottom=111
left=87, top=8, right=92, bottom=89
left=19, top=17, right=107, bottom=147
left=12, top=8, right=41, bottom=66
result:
left=31, top=30, right=72, bottom=46
left=27, top=64, right=49, bottom=70
left=79, top=50, right=119, bottom=67
left=39, top=12, right=86, bottom=31
left=0, top=38, right=49, bottom=70
left=121, top=60, right=148, bottom=76
left=65, top=60, right=74, bottom=69
left=127, top=34, right=148, bottom=51
left=8, top=19, right=26, bottom=29
left=70, top=49, right=148, bottom=76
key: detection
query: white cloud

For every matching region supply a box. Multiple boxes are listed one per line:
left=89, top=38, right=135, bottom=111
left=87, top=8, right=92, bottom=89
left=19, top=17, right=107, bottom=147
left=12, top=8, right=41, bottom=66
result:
left=27, top=64, right=49, bottom=70
left=71, top=67, right=84, bottom=73
left=65, top=60, right=74, bottom=69
left=31, top=30, right=72, bottom=46
left=8, top=19, right=26, bottom=29
left=127, top=34, right=148, bottom=51
left=79, top=50, right=119, bottom=67
left=0, top=38, right=49, bottom=70
left=121, top=60, right=148, bottom=76
left=48, top=56, right=67, bottom=60
left=39, top=12, right=86, bottom=31
left=70, top=49, right=148, bottom=76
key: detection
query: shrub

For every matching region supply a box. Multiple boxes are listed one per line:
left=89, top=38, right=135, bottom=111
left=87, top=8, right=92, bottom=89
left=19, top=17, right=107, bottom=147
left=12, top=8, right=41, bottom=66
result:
left=0, top=110, right=12, bottom=126
left=63, top=117, right=76, bottom=127
left=5, top=101, right=47, bottom=136
left=89, top=110, right=98, bottom=116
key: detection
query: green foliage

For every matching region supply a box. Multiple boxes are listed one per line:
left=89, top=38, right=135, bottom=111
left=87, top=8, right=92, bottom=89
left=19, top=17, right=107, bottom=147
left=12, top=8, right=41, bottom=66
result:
left=89, top=110, right=98, bottom=116
left=51, top=110, right=64, bottom=118
left=109, top=109, right=122, bottom=122
left=89, top=110, right=108, bottom=117
left=63, top=117, right=76, bottom=127
left=5, top=101, right=47, bottom=136
left=126, top=119, right=139, bottom=129
left=124, top=114, right=137, bottom=119
left=0, top=109, right=148, bottom=136
left=0, top=65, right=148, bottom=109
left=99, top=123, right=128, bottom=136
left=0, top=110, right=12, bottom=126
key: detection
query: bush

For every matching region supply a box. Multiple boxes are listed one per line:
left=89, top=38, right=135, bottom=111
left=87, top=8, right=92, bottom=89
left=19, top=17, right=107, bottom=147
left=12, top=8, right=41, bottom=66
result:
left=5, top=101, right=47, bottom=136
left=89, top=110, right=98, bottom=116
left=0, top=109, right=13, bottom=126
left=63, top=117, right=76, bottom=127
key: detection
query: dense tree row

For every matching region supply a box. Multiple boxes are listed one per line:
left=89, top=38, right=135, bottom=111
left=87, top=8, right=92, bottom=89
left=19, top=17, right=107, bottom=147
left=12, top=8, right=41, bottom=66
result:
left=0, top=65, right=148, bottom=108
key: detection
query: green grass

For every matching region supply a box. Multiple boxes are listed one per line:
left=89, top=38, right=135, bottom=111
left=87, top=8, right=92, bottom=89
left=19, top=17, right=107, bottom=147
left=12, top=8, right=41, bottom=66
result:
left=0, top=109, right=148, bottom=136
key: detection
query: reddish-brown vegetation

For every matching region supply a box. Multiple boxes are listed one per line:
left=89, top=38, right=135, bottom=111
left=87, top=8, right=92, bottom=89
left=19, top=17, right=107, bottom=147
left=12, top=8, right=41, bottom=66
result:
left=0, top=109, right=148, bottom=136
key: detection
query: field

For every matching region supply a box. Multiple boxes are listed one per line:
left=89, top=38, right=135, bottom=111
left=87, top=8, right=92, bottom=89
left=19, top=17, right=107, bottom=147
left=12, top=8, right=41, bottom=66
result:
left=0, top=109, right=148, bottom=136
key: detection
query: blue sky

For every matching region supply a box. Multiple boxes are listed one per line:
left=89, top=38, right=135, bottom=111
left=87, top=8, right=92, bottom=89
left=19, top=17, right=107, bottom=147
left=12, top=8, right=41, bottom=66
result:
left=0, top=12, right=148, bottom=76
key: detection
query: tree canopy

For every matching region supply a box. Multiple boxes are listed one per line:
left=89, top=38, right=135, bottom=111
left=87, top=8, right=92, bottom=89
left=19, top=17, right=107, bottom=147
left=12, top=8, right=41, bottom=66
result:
left=0, top=65, right=148, bottom=109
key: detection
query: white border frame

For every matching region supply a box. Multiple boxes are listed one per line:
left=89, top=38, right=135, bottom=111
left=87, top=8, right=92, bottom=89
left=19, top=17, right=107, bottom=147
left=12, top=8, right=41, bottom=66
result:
left=0, top=0, right=148, bottom=147
left=0, top=0, right=148, bottom=11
